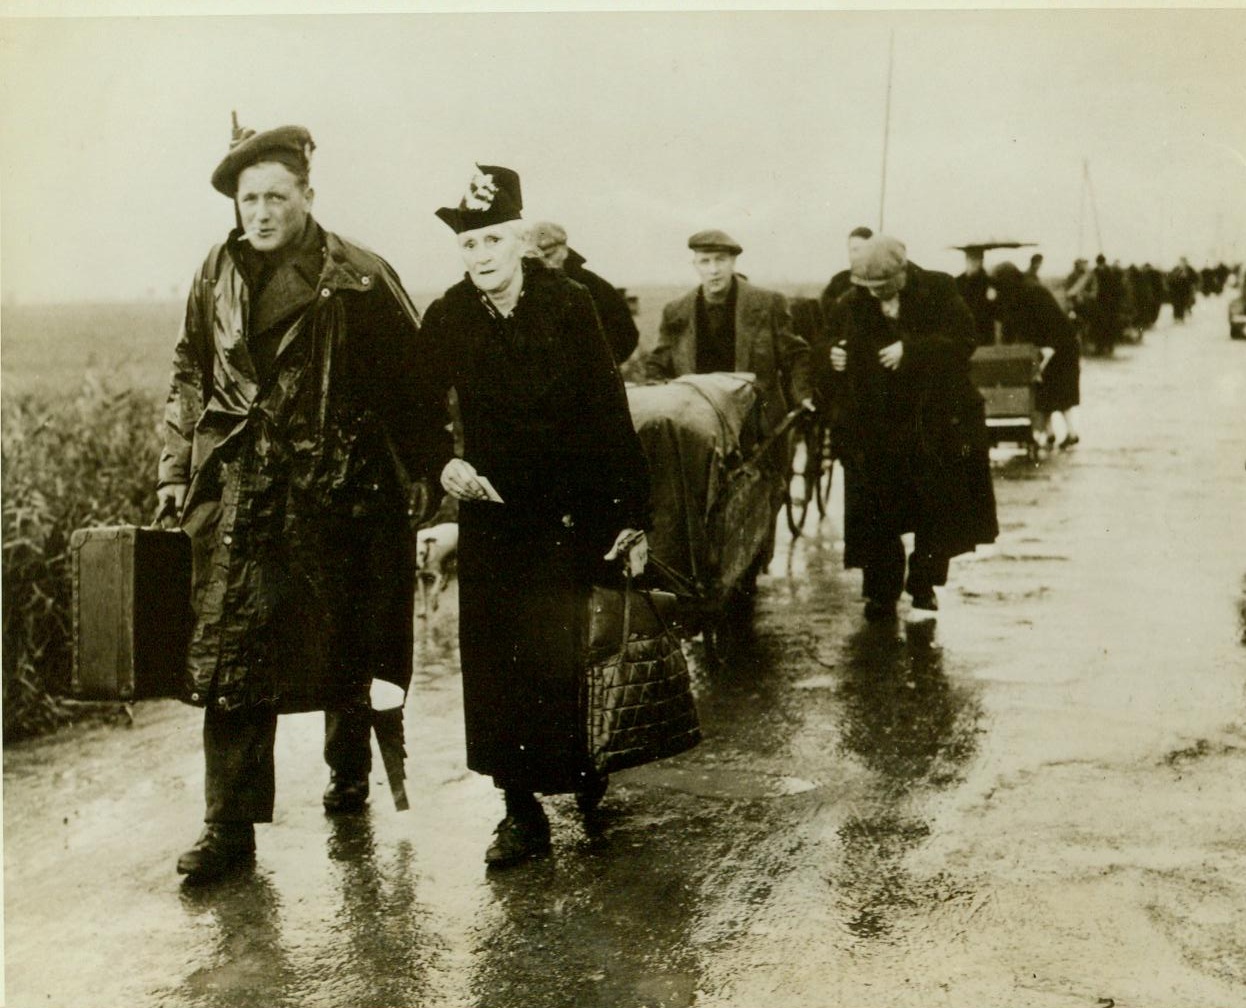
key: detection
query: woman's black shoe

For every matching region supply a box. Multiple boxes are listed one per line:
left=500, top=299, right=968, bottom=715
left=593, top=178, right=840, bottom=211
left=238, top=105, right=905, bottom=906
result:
left=1060, top=434, right=1080, bottom=450
left=485, top=814, right=551, bottom=867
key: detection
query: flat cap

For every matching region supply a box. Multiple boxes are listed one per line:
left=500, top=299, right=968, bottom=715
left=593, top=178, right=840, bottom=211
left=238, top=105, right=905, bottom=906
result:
left=211, top=121, right=315, bottom=198
left=528, top=221, right=567, bottom=249
left=688, top=229, right=743, bottom=255
left=850, top=235, right=908, bottom=287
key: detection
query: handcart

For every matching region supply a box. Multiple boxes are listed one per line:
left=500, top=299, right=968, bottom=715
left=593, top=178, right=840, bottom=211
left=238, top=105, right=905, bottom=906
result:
left=969, top=343, right=1043, bottom=459
left=625, top=373, right=800, bottom=663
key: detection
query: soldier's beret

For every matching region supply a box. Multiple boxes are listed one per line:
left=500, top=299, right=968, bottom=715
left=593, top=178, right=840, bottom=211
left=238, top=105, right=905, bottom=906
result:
left=211, top=121, right=315, bottom=198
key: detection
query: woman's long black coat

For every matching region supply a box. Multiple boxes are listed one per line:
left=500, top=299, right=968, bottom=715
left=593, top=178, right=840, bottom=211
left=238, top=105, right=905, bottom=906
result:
left=413, top=260, right=652, bottom=793
left=996, top=278, right=1081, bottom=413
left=826, top=264, right=999, bottom=569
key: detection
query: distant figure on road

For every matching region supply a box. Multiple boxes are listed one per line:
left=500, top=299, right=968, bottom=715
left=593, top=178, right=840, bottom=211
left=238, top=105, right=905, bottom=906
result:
left=1025, top=252, right=1044, bottom=282
left=1168, top=257, right=1198, bottom=323
left=815, top=225, right=874, bottom=419
left=990, top=261, right=1081, bottom=450
left=157, top=119, right=430, bottom=884
left=955, top=246, right=997, bottom=346
left=826, top=235, right=998, bottom=621
left=1087, top=253, right=1125, bottom=355
left=820, top=225, right=874, bottom=312
left=527, top=220, right=639, bottom=365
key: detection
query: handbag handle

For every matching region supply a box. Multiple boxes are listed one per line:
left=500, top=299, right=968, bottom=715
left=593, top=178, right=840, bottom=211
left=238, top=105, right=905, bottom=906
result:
left=617, top=565, right=679, bottom=647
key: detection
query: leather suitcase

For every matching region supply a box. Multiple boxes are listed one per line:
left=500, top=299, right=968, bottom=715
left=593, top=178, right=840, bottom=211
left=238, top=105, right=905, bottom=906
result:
left=70, top=526, right=193, bottom=701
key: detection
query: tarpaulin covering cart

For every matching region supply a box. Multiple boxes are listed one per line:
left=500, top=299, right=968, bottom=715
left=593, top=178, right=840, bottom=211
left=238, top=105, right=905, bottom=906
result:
left=625, top=372, right=790, bottom=659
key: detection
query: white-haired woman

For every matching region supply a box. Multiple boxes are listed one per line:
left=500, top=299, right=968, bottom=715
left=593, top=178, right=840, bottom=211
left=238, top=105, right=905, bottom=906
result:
left=411, top=166, right=652, bottom=867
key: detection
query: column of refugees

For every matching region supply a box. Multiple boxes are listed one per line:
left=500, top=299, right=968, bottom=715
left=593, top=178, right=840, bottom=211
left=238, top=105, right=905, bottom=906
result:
left=157, top=118, right=1234, bottom=885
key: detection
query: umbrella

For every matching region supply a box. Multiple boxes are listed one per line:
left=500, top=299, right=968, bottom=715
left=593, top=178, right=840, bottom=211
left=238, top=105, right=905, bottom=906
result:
left=369, top=680, right=409, bottom=811
left=950, top=240, right=1038, bottom=251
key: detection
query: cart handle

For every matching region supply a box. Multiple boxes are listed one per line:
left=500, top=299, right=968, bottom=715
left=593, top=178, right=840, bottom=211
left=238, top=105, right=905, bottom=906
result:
left=646, top=555, right=701, bottom=599
left=750, top=404, right=814, bottom=462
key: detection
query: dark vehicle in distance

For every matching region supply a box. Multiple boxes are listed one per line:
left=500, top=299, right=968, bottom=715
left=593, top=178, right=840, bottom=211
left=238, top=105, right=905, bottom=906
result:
left=1229, top=283, right=1246, bottom=339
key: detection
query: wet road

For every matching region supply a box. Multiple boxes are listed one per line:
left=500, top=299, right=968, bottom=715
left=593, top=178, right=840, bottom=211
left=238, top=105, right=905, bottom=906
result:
left=6, top=294, right=1246, bottom=1008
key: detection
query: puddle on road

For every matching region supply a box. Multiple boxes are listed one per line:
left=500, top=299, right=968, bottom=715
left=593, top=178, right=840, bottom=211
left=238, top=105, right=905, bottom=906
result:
left=631, top=763, right=820, bottom=800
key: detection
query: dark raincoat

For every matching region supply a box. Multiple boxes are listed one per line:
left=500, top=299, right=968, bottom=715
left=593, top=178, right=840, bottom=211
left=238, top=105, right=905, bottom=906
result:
left=826, top=263, right=999, bottom=571
left=413, top=259, right=652, bottom=794
left=562, top=248, right=640, bottom=365
left=159, top=221, right=426, bottom=713
left=994, top=275, right=1081, bottom=413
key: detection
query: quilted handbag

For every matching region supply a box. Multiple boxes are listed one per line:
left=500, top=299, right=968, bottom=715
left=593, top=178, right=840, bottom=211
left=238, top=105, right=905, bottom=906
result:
left=582, top=572, right=701, bottom=774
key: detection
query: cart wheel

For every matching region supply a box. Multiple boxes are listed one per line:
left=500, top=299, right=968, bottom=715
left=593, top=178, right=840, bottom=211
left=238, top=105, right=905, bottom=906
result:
left=785, top=428, right=814, bottom=537
left=814, top=428, right=835, bottom=518
left=701, top=622, right=724, bottom=669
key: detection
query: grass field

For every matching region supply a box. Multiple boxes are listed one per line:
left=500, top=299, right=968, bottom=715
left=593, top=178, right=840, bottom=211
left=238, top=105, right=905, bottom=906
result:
left=0, top=280, right=829, bottom=397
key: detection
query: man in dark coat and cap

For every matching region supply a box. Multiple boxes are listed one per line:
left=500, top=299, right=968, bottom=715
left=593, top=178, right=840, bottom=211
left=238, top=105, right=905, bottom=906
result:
left=955, top=246, right=997, bottom=346
left=527, top=221, right=639, bottom=366
left=826, top=236, right=998, bottom=621
left=157, top=117, right=432, bottom=882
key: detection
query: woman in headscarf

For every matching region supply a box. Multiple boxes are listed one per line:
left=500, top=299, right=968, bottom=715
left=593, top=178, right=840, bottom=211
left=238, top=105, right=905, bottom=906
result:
left=411, top=166, right=653, bottom=867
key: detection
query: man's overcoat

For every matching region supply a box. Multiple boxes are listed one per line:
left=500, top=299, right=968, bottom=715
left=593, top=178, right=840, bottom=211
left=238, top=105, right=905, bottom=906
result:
left=414, top=259, right=652, bottom=794
left=159, top=223, right=426, bottom=713
left=827, top=264, right=999, bottom=569
left=639, top=279, right=812, bottom=434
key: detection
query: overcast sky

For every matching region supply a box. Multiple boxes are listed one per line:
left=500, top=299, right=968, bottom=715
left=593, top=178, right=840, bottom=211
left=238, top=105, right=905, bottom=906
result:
left=2, top=8, right=1245, bottom=304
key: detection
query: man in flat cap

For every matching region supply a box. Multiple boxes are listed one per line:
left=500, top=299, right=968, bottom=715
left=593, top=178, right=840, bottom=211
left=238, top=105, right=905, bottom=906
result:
left=825, top=235, right=998, bottom=622
left=638, top=230, right=813, bottom=585
left=528, top=221, right=639, bottom=366
left=640, top=229, right=813, bottom=434
left=157, top=117, right=436, bottom=883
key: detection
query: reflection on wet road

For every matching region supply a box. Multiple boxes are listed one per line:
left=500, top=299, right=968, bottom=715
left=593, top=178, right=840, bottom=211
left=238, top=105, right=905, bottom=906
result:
left=831, top=621, right=982, bottom=944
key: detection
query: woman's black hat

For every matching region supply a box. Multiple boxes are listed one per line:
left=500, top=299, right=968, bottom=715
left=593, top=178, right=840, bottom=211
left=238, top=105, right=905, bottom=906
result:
left=436, top=165, right=523, bottom=233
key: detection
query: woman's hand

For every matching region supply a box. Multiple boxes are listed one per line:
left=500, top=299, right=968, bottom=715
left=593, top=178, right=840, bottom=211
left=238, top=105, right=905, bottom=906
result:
left=440, top=458, right=495, bottom=502
left=830, top=343, right=848, bottom=372
left=605, top=528, right=649, bottom=577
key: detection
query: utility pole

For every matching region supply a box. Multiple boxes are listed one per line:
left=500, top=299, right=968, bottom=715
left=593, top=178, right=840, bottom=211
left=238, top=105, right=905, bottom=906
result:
left=1083, top=159, right=1104, bottom=256
left=878, top=30, right=895, bottom=232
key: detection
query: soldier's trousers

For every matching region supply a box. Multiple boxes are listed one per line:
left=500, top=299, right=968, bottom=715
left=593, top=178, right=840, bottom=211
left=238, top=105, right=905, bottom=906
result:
left=203, top=701, right=372, bottom=823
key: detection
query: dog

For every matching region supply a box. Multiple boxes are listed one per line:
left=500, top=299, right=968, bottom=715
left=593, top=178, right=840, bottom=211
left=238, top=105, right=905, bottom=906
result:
left=415, top=522, right=459, bottom=618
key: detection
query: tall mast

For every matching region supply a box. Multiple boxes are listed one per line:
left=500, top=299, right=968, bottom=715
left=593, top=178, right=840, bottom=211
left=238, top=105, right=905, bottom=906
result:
left=878, top=30, right=895, bottom=232
left=1083, top=158, right=1104, bottom=256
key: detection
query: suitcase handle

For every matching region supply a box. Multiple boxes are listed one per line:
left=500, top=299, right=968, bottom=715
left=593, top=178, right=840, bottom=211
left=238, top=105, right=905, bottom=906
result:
left=151, top=497, right=179, bottom=529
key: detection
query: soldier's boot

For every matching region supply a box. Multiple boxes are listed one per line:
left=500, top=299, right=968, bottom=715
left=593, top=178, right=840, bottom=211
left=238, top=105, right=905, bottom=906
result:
left=177, top=823, right=256, bottom=884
